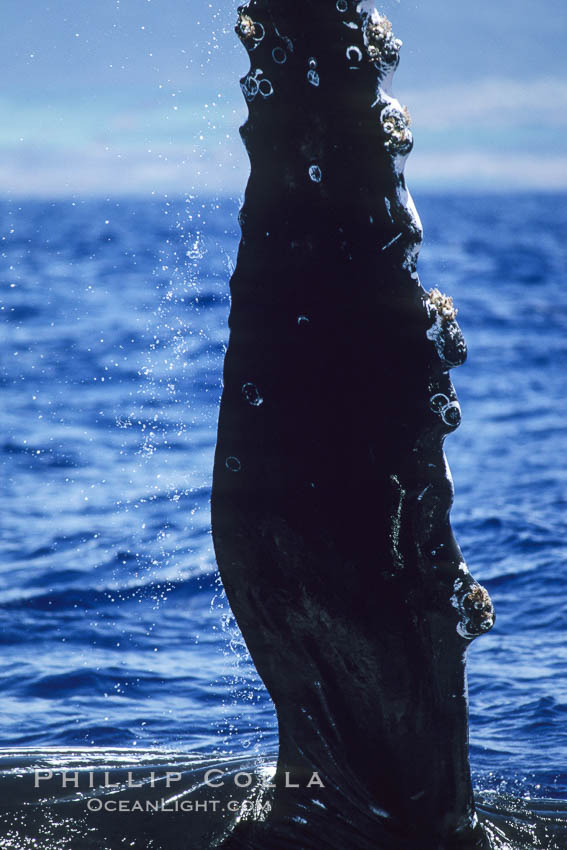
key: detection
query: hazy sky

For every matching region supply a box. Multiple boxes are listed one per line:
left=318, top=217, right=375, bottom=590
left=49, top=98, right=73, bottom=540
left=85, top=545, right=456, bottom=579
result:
left=1, top=0, right=566, bottom=196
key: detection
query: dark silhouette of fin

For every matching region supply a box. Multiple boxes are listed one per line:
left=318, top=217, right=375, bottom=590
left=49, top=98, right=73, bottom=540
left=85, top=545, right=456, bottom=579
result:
left=213, top=2, right=494, bottom=847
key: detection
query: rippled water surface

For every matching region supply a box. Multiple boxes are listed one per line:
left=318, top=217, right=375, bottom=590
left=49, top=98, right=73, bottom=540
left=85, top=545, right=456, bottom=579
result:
left=1, top=194, right=566, bottom=816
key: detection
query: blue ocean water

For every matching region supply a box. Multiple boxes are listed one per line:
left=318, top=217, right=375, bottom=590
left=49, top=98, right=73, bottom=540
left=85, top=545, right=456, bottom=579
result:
left=1, top=193, right=566, bottom=810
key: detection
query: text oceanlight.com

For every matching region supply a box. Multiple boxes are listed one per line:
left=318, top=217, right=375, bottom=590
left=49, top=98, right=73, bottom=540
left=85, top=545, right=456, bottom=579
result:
left=85, top=798, right=268, bottom=814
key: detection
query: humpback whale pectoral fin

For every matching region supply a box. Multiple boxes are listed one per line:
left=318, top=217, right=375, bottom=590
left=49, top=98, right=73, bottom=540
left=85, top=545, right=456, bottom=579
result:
left=214, top=1, right=494, bottom=847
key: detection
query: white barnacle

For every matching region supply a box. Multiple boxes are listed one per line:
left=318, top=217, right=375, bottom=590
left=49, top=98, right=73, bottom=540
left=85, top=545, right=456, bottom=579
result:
left=363, top=12, right=402, bottom=67
left=253, top=22, right=265, bottom=41
left=308, top=164, right=322, bottom=183
left=241, top=73, right=260, bottom=102
left=250, top=23, right=266, bottom=52
left=307, top=69, right=320, bottom=86
left=272, top=46, right=287, bottom=64
left=258, top=78, right=274, bottom=98
left=426, top=290, right=466, bottom=367
left=346, top=45, right=363, bottom=64
left=429, top=392, right=450, bottom=413
left=242, top=382, right=263, bottom=407
left=307, top=57, right=320, bottom=86
left=380, top=104, right=413, bottom=155
left=274, top=26, right=294, bottom=54
left=428, top=287, right=457, bottom=321
left=237, top=12, right=256, bottom=41
left=237, top=12, right=265, bottom=52
left=307, top=63, right=320, bottom=86
left=452, top=580, right=495, bottom=639
left=241, top=68, right=272, bottom=102
left=441, top=401, right=461, bottom=428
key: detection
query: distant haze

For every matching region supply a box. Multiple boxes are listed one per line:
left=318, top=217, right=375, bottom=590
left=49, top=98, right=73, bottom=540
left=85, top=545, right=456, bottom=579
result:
left=1, top=0, right=566, bottom=196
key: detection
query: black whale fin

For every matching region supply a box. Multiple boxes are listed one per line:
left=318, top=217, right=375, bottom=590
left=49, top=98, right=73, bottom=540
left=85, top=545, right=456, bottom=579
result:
left=212, top=2, right=494, bottom=847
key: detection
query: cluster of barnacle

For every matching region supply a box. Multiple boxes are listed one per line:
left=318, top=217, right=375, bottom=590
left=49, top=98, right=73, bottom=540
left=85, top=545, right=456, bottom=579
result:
left=364, top=14, right=402, bottom=66
left=463, top=585, right=494, bottom=633
left=380, top=104, right=413, bottom=155
left=237, top=10, right=257, bottom=41
left=429, top=392, right=462, bottom=428
left=428, top=288, right=458, bottom=322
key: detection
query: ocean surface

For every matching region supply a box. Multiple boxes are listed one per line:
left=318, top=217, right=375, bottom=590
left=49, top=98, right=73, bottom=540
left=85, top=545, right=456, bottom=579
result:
left=1, top=193, right=566, bottom=844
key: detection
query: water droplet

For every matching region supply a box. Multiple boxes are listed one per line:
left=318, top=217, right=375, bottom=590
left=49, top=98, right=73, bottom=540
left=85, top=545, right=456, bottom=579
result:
left=336, top=0, right=348, bottom=12
left=297, top=315, right=310, bottom=325
left=226, top=456, right=242, bottom=472
left=308, top=165, right=322, bottom=183
left=242, top=382, right=263, bottom=406
left=308, top=57, right=317, bottom=69
left=272, top=47, right=286, bottom=64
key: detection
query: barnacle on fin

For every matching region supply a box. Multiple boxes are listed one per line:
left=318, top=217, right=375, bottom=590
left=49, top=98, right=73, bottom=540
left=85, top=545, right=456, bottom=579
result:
left=429, top=288, right=458, bottom=322
left=462, top=585, right=495, bottom=635
left=364, top=14, right=402, bottom=65
left=237, top=11, right=257, bottom=41
left=381, top=105, right=413, bottom=155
